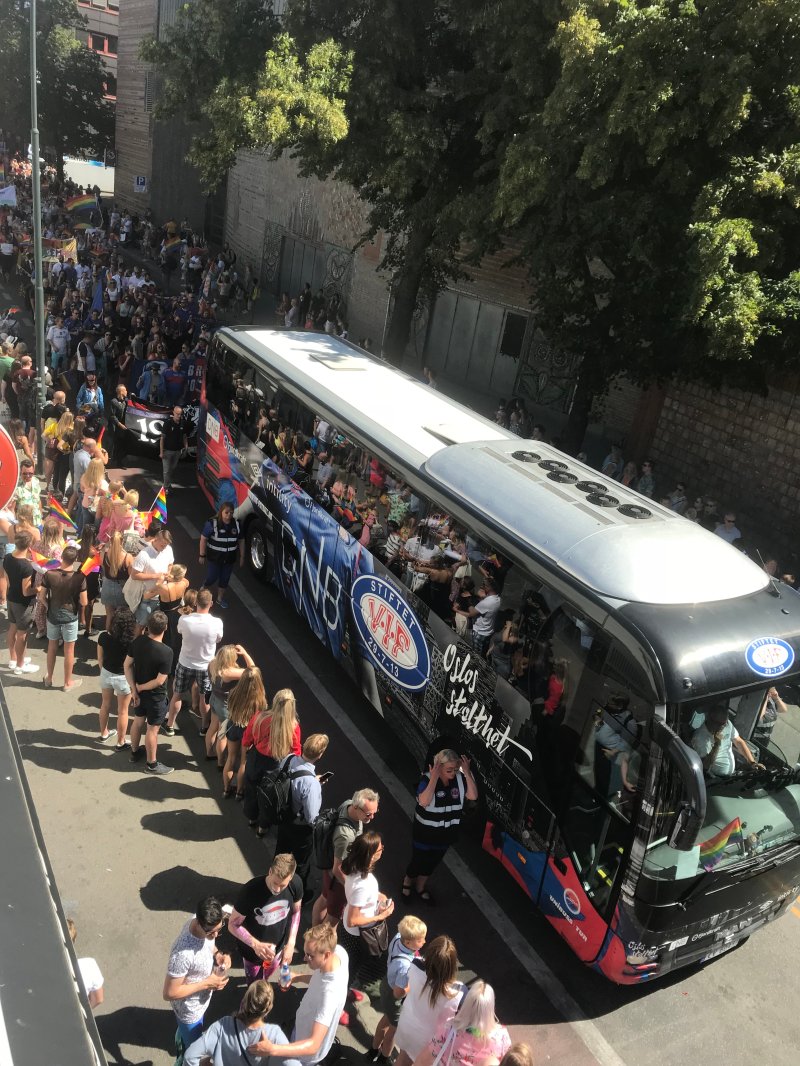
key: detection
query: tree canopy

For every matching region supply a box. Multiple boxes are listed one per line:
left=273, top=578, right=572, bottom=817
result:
left=0, top=0, right=113, bottom=176
left=480, top=0, right=800, bottom=447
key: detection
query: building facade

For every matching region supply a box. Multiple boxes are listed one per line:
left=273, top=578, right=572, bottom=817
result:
left=76, top=0, right=118, bottom=104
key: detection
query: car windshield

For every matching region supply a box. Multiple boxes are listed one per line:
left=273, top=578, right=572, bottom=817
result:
left=644, top=683, right=800, bottom=881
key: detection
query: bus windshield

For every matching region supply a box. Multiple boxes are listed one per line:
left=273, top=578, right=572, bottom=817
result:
left=645, top=684, right=800, bottom=880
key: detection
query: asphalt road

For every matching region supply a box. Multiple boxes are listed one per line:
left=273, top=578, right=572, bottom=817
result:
left=3, top=452, right=800, bottom=1066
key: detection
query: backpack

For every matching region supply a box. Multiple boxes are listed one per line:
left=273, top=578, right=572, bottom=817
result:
left=312, top=806, right=345, bottom=871
left=256, top=755, right=315, bottom=826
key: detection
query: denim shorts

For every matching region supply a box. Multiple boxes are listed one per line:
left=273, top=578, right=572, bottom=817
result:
left=135, top=598, right=154, bottom=625
left=100, top=578, right=127, bottom=608
left=100, top=667, right=131, bottom=695
left=47, top=618, right=79, bottom=643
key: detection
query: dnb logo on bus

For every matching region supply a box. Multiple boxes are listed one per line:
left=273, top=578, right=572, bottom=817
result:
left=351, top=575, right=430, bottom=691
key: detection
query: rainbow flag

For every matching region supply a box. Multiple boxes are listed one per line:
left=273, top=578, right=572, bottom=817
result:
left=65, top=192, right=96, bottom=212
left=73, top=221, right=91, bottom=232
left=46, top=495, right=77, bottom=530
left=31, top=551, right=61, bottom=571
left=97, top=426, right=105, bottom=447
left=80, top=551, right=102, bottom=575
left=163, top=235, right=182, bottom=253
left=151, top=486, right=168, bottom=523
left=699, top=818, right=744, bottom=871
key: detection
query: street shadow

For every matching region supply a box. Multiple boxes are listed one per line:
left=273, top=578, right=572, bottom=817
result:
left=95, top=1004, right=167, bottom=1066
left=140, top=865, right=245, bottom=914
left=68, top=709, right=102, bottom=731
left=140, top=807, right=230, bottom=842
left=119, top=778, right=210, bottom=803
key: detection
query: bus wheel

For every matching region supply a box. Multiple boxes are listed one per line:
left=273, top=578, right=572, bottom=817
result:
left=246, top=521, right=272, bottom=582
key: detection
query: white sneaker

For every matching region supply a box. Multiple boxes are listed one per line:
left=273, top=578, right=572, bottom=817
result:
left=14, top=663, right=40, bottom=674
left=6, top=657, right=31, bottom=669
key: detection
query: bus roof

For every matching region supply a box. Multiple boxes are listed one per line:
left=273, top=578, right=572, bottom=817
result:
left=227, top=328, right=513, bottom=464
left=224, top=329, right=768, bottom=607
left=423, top=440, right=769, bottom=605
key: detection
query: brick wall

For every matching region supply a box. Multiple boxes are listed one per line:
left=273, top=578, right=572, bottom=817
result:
left=648, top=378, right=800, bottom=563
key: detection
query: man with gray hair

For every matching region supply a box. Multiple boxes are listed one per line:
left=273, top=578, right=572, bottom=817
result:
left=311, top=787, right=380, bottom=927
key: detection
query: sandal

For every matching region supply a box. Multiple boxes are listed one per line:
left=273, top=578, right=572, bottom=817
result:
left=223, top=786, right=236, bottom=798
left=401, top=881, right=413, bottom=899
left=235, top=791, right=244, bottom=802
left=417, top=889, right=434, bottom=904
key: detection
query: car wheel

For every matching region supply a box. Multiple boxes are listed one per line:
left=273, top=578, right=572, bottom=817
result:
left=246, top=520, right=272, bottom=582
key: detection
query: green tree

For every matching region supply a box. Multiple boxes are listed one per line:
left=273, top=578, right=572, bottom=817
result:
left=146, top=0, right=502, bottom=365
left=480, top=0, right=800, bottom=450
left=0, top=0, right=113, bottom=179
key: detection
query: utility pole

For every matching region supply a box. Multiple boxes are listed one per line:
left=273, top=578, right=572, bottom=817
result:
left=29, top=0, right=47, bottom=474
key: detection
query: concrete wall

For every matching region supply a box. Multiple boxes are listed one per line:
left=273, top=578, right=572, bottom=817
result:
left=113, top=0, right=156, bottom=213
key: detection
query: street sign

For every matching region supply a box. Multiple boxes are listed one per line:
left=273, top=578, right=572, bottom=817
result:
left=133, top=175, right=148, bottom=193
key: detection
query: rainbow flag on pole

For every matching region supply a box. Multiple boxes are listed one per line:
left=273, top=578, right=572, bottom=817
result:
left=80, top=551, right=102, bottom=576
left=97, top=426, right=106, bottom=448
left=46, top=495, right=78, bottom=531
left=699, top=818, right=744, bottom=871
left=151, top=486, right=168, bottom=524
left=65, top=192, right=96, bottom=212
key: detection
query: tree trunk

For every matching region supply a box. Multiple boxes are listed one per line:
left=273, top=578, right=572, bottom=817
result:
left=381, top=219, right=436, bottom=367
left=560, top=367, right=597, bottom=455
left=55, top=146, right=65, bottom=184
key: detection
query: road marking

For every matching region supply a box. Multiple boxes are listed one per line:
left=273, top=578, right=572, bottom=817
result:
left=178, top=515, right=629, bottom=1066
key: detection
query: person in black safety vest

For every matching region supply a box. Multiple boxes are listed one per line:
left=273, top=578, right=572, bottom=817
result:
left=401, top=747, right=478, bottom=904
left=199, top=503, right=244, bottom=609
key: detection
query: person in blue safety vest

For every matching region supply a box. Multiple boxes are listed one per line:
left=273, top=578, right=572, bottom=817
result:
left=198, top=502, right=244, bottom=609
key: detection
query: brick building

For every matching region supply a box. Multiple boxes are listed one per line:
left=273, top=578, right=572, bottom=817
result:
left=76, top=0, right=118, bottom=104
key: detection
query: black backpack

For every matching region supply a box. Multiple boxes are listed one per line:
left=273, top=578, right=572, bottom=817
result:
left=256, top=755, right=315, bottom=826
left=312, top=807, right=344, bottom=871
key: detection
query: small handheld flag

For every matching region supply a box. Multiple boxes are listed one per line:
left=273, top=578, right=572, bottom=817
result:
left=97, top=426, right=106, bottom=447
left=46, top=495, right=78, bottom=531
left=31, top=550, right=61, bottom=571
left=151, top=486, right=168, bottom=524
left=163, top=235, right=182, bottom=253
left=65, top=193, right=97, bottom=212
left=80, top=551, right=102, bottom=576
left=699, top=817, right=744, bottom=871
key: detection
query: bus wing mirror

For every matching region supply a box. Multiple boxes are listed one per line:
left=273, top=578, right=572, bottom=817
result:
left=652, top=719, right=707, bottom=851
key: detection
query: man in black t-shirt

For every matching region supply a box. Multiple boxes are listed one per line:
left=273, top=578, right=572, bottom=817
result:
left=41, top=545, right=87, bottom=692
left=4, top=530, right=39, bottom=675
left=229, top=853, right=303, bottom=984
left=41, top=389, right=67, bottom=428
left=124, top=610, right=174, bottom=776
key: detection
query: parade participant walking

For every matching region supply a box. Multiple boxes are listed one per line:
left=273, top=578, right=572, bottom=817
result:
left=160, top=405, right=187, bottom=492
left=412, top=982, right=511, bottom=1066
left=339, top=831, right=394, bottom=997
left=100, top=532, right=134, bottom=630
left=311, top=788, right=380, bottom=927
left=367, top=916, right=427, bottom=1065
left=242, top=686, right=302, bottom=833
left=164, top=588, right=223, bottom=733
left=97, top=606, right=136, bottom=749
left=40, top=545, right=87, bottom=691
left=402, top=750, right=478, bottom=903
left=246, top=923, right=349, bottom=1066
left=274, top=733, right=330, bottom=890
left=228, top=853, right=303, bottom=985
left=163, top=897, right=231, bottom=1058
left=125, top=610, right=174, bottom=775
left=184, top=980, right=297, bottom=1066
left=206, top=642, right=254, bottom=773
left=394, top=937, right=464, bottom=1066
left=199, top=501, right=244, bottom=608
left=4, top=531, right=39, bottom=674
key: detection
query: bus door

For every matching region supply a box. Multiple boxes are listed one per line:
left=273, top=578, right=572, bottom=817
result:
left=528, top=605, right=651, bottom=963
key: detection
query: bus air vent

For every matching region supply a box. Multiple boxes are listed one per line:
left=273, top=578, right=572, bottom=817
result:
left=548, top=470, right=578, bottom=484
left=512, top=450, right=542, bottom=463
left=538, top=459, right=568, bottom=471
left=586, top=492, right=620, bottom=508
left=575, top=480, right=606, bottom=494
left=618, top=504, right=653, bottom=520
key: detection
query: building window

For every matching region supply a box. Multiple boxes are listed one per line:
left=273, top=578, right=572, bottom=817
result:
left=499, top=312, right=528, bottom=360
left=103, top=75, right=117, bottom=99
left=88, top=32, right=118, bottom=56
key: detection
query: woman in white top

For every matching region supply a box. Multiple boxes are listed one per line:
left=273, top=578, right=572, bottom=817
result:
left=339, top=830, right=394, bottom=996
left=394, top=935, right=464, bottom=1066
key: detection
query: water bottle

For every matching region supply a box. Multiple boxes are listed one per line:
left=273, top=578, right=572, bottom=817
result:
left=279, top=961, right=292, bottom=991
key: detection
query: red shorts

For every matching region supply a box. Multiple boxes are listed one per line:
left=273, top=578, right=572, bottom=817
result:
left=322, top=869, right=347, bottom=919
